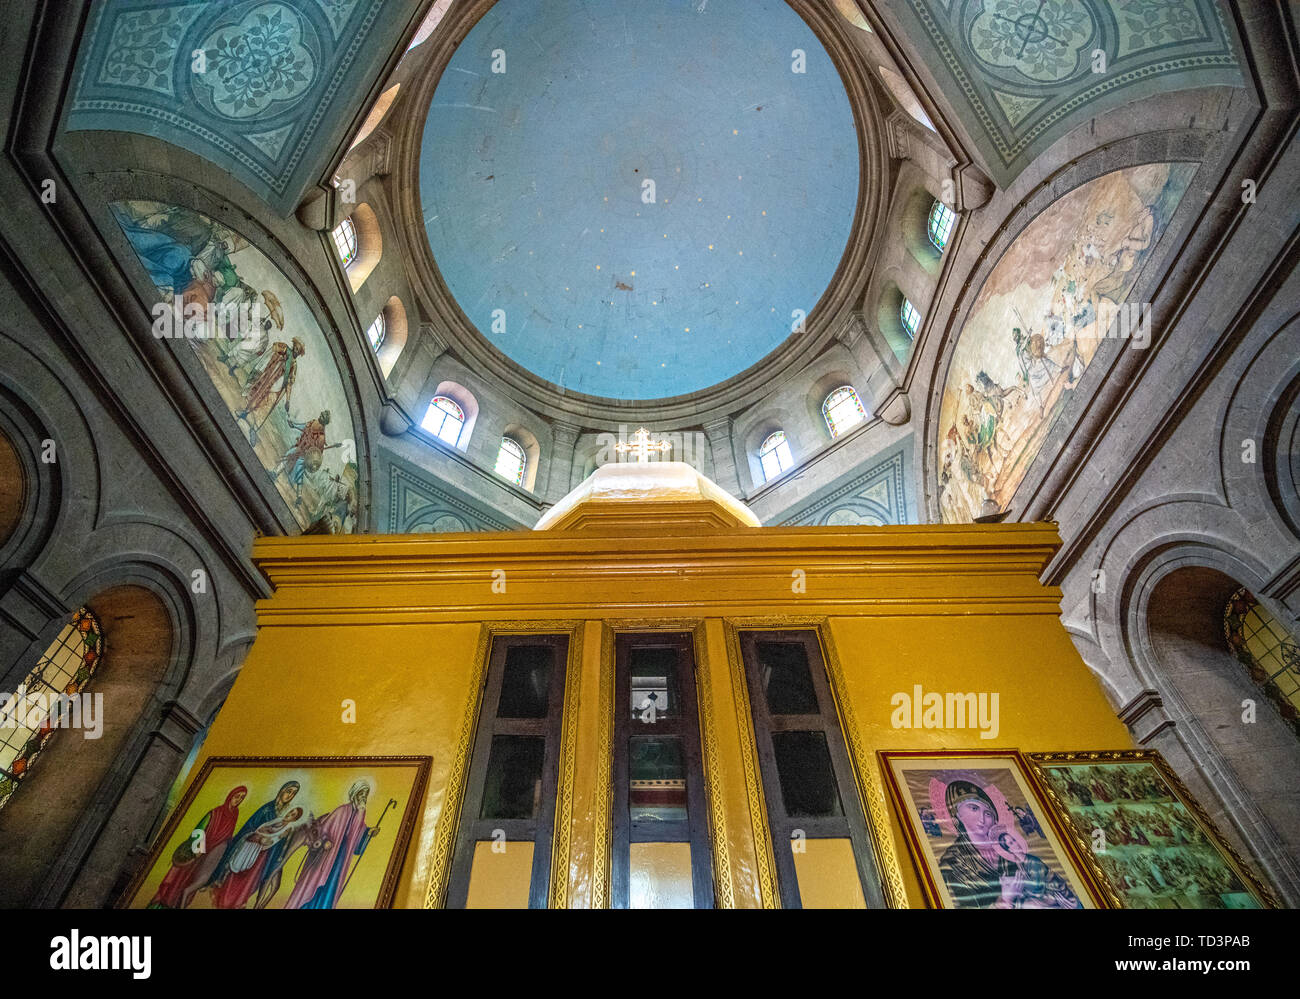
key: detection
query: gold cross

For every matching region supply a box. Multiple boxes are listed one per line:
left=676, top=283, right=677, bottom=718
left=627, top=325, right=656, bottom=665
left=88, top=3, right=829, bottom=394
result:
left=615, top=427, right=672, bottom=463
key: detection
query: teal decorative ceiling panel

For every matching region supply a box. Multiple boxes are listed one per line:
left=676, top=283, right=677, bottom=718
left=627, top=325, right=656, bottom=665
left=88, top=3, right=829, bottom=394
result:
left=893, top=0, right=1243, bottom=185
left=65, top=0, right=410, bottom=213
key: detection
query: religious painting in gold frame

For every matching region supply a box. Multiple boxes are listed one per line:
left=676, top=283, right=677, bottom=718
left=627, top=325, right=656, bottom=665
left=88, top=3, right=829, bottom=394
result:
left=120, top=755, right=430, bottom=910
left=880, top=750, right=1103, bottom=909
left=1026, top=750, right=1279, bottom=909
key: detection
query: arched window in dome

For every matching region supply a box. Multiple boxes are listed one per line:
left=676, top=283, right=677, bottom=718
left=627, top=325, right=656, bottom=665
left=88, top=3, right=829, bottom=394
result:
left=758, top=430, right=794, bottom=482
left=332, top=218, right=358, bottom=266
left=421, top=395, right=466, bottom=447
left=822, top=386, right=866, bottom=438
left=495, top=436, right=526, bottom=486
left=928, top=199, right=956, bottom=252
left=1224, top=587, right=1300, bottom=735
left=900, top=298, right=921, bottom=339
left=0, top=607, right=104, bottom=811
left=365, top=312, right=386, bottom=352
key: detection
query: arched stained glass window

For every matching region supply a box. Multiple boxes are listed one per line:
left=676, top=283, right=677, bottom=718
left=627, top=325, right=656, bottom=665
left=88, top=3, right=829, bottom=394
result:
left=0, top=607, right=103, bottom=811
left=495, top=436, right=526, bottom=486
left=823, top=385, right=866, bottom=438
left=1225, top=588, right=1300, bottom=736
left=421, top=395, right=466, bottom=447
left=332, top=218, right=358, bottom=266
left=928, top=199, right=956, bottom=252
left=758, top=430, right=794, bottom=482
left=366, top=312, right=386, bottom=352
left=900, top=298, right=921, bottom=338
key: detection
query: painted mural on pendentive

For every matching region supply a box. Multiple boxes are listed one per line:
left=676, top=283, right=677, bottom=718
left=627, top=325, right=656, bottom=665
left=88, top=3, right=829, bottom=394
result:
left=937, top=163, right=1195, bottom=523
left=111, top=200, right=359, bottom=532
left=126, top=758, right=429, bottom=909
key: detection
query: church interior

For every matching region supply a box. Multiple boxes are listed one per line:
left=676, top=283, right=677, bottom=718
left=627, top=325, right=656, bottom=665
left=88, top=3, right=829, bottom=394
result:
left=0, top=0, right=1297, bottom=911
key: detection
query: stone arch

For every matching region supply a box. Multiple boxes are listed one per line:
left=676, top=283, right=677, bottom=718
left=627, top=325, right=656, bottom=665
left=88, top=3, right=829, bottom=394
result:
left=1217, top=311, right=1300, bottom=541
left=346, top=203, right=383, bottom=293
left=375, top=295, right=410, bottom=377
left=0, top=575, right=190, bottom=907
left=1131, top=558, right=1300, bottom=905
left=1101, top=529, right=1300, bottom=905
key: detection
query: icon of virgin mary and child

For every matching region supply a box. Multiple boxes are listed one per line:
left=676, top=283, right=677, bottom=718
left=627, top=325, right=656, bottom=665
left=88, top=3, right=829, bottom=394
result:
left=933, top=776, right=1082, bottom=909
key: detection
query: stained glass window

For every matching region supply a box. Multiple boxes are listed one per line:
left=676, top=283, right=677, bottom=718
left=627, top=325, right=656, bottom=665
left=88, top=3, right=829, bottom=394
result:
left=900, top=298, right=921, bottom=338
left=758, top=430, right=794, bottom=482
left=495, top=436, right=526, bottom=486
left=1224, top=587, right=1300, bottom=737
left=0, top=607, right=103, bottom=812
left=421, top=395, right=465, bottom=447
left=822, top=386, right=866, bottom=438
left=928, top=199, right=956, bottom=251
left=332, top=218, right=358, bottom=266
left=366, top=313, right=386, bottom=352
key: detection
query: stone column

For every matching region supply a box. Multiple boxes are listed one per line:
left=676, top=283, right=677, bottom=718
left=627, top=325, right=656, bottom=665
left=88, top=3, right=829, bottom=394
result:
left=392, top=323, right=450, bottom=415
left=703, top=417, right=744, bottom=498
left=545, top=421, right=581, bottom=503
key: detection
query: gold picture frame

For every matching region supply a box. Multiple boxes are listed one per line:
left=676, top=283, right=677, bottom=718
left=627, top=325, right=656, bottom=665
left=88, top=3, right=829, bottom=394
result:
left=121, top=755, right=431, bottom=909
left=880, top=749, right=1106, bottom=909
left=1026, top=750, right=1279, bottom=909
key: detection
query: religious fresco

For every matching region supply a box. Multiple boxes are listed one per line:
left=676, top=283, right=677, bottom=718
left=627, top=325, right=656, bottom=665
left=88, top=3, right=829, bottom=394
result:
left=890, top=1, right=1241, bottom=184
left=67, top=1, right=410, bottom=212
left=124, top=757, right=430, bottom=909
left=936, top=163, right=1195, bottom=523
left=112, top=200, right=360, bottom=533
left=882, top=752, right=1098, bottom=908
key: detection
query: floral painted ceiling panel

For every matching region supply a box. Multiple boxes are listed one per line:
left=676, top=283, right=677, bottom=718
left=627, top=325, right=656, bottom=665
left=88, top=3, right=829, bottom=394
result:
left=892, top=0, right=1243, bottom=185
left=65, top=1, right=411, bottom=213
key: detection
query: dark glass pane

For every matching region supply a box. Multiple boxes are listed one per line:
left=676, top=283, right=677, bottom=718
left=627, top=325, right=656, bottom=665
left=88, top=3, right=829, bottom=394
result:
left=480, top=735, right=544, bottom=819
left=757, top=641, right=819, bottom=715
left=629, top=735, right=687, bottom=822
left=497, top=645, right=554, bottom=718
left=629, top=647, right=680, bottom=723
left=772, top=731, right=842, bottom=817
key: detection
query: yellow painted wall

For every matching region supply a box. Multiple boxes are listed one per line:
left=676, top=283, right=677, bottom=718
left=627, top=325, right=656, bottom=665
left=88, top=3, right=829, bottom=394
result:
left=149, top=519, right=1131, bottom=909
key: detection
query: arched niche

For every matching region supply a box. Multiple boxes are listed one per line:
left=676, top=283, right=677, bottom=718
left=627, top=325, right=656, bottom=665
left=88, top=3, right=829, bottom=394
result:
left=807, top=368, right=869, bottom=442
left=429, top=380, right=478, bottom=451
left=1144, top=565, right=1300, bottom=892
left=501, top=423, right=541, bottom=492
left=875, top=281, right=912, bottom=361
left=346, top=203, right=383, bottom=293
left=375, top=296, right=409, bottom=377
left=0, top=585, right=172, bottom=907
left=900, top=186, right=945, bottom=277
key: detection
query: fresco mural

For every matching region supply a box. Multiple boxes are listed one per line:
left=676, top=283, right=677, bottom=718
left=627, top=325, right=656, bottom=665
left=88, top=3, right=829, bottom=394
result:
left=936, top=163, right=1195, bottom=523
left=112, top=200, right=360, bottom=532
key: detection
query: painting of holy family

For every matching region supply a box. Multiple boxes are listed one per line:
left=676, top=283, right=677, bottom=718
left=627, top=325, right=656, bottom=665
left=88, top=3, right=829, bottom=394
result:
left=122, top=757, right=430, bottom=909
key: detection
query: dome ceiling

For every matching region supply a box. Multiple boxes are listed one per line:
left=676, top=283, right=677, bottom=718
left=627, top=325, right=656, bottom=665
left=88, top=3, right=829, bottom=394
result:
left=418, top=0, right=859, bottom=400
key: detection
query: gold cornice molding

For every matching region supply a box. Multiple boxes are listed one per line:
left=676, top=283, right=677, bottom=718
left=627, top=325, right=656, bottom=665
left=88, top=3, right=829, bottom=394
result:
left=386, top=0, right=890, bottom=427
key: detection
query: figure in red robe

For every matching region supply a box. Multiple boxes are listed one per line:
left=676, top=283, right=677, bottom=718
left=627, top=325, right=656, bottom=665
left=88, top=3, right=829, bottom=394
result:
left=147, top=785, right=246, bottom=908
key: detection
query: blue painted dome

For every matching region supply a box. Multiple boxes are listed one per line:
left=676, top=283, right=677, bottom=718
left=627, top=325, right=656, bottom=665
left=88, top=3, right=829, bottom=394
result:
left=419, top=0, right=860, bottom=400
